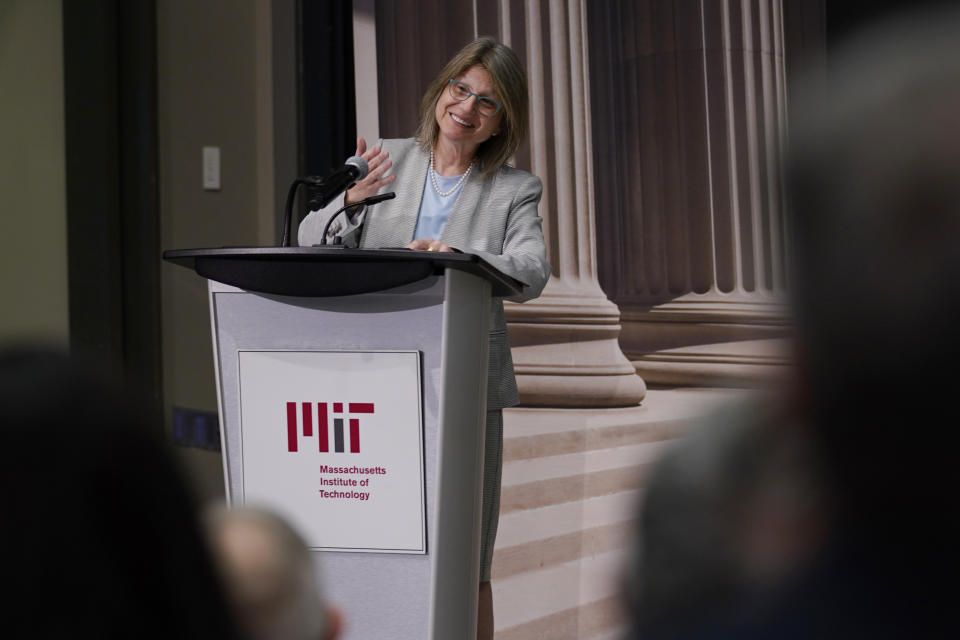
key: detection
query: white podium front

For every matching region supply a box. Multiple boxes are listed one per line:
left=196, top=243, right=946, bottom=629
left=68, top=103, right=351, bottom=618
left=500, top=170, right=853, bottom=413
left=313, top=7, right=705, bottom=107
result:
left=164, top=248, right=521, bottom=640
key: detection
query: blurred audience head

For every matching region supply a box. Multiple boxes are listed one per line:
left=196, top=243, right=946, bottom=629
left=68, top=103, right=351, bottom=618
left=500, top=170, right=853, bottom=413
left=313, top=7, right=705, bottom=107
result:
left=626, top=6, right=960, bottom=637
left=0, top=344, right=240, bottom=638
left=787, top=6, right=960, bottom=523
left=624, top=401, right=827, bottom=638
left=205, top=505, right=340, bottom=640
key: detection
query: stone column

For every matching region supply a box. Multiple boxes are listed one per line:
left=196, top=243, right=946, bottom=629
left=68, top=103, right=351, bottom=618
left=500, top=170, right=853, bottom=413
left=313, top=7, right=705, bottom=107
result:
left=371, top=0, right=644, bottom=406
left=589, top=0, right=793, bottom=386
left=498, top=0, right=646, bottom=407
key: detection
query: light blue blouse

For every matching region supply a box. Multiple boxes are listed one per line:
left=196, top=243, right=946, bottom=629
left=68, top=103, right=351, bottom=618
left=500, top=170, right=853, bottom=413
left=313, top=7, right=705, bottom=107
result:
left=413, top=171, right=466, bottom=240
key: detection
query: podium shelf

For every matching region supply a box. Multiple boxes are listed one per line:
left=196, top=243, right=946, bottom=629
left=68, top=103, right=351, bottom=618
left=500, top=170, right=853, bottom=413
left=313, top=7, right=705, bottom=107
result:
left=163, top=246, right=522, bottom=298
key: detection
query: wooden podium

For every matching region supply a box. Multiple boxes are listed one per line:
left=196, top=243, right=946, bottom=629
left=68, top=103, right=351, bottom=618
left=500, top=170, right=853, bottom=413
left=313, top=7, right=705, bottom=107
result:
left=164, top=247, right=520, bottom=640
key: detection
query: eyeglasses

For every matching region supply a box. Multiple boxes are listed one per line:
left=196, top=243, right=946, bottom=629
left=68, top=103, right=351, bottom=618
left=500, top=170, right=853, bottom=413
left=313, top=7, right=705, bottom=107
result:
left=447, top=79, right=503, bottom=117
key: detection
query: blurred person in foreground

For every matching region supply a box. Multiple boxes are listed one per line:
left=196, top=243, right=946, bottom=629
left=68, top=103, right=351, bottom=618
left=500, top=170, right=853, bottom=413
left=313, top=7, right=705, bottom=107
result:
left=624, top=7, right=960, bottom=638
left=625, top=399, right=829, bottom=639
left=0, top=346, right=241, bottom=639
left=205, top=506, right=341, bottom=640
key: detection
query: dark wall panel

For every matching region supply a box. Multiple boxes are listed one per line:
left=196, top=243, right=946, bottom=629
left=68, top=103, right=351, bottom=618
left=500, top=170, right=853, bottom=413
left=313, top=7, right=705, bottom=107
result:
left=63, top=0, right=162, bottom=426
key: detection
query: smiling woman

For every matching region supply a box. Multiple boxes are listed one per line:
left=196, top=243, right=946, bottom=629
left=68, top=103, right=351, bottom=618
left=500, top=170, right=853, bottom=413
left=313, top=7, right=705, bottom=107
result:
left=431, top=65, right=503, bottom=172
left=297, top=37, right=550, bottom=640
left=415, top=37, right=529, bottom=179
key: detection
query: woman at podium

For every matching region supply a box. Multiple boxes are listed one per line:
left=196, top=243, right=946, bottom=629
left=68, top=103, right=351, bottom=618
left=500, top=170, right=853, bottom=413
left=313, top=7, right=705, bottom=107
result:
left=298, top=36, right=549, bottom=639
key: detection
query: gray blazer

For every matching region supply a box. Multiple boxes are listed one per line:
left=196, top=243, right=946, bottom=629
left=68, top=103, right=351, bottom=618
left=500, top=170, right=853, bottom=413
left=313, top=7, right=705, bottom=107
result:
left=299, top=138, right=550, bottom=408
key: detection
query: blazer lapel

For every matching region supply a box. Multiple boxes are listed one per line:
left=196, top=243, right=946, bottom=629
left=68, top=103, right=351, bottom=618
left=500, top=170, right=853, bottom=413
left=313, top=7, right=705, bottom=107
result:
left=440, top=171, right=487, bottom=249
left=361, top=141, right=429, bottom=248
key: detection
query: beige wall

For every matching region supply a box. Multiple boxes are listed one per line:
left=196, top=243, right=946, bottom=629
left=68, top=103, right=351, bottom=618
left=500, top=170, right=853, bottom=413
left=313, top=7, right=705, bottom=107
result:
left=0, top=0, right=277, bottom=505
left=0, top=0, right=68, bottom=345
left=157, top=0, right=275, bottom=501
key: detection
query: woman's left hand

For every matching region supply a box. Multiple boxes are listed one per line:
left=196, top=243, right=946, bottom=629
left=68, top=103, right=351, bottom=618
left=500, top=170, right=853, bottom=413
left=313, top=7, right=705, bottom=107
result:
left=345, top=137, right=395, bottom=205
left=406, top=238, right=454, bottom=252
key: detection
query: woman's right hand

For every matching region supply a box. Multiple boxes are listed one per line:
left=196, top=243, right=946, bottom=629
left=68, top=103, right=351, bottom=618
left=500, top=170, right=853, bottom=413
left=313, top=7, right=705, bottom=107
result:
left=344, top=137, right=397, bottom=205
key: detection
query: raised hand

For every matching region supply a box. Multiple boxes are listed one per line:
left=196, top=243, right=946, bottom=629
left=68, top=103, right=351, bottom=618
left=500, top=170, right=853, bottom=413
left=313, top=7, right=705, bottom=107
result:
left=344, top=137, right=397, bottom=205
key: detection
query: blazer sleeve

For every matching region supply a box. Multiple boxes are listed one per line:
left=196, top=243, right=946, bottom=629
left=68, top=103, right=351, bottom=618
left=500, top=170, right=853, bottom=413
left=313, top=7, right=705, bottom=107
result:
left=297, top=193, right=367, bottom=247
left=467, top=173, right=550, bottom=303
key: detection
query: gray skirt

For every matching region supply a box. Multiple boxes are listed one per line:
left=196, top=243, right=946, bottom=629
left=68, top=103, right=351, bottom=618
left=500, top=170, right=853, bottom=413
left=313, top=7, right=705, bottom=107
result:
left=479, top=409, right=503, bottom=582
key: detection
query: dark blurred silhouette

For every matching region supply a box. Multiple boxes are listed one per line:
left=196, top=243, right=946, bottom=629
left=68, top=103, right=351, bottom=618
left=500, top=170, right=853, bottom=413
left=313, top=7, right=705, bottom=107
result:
left=0, top=345, right=241, bottom=639
left=625, top=6, right=960, bottom=638
left=205, top=505, right=341, bottom=640
left=625, top=399, right=829, bottom=638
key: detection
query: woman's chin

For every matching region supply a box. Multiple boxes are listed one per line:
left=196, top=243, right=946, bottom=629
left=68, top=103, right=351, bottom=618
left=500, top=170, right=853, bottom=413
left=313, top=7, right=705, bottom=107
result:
left=441, top=125, right=495, bottom=148
left=438, top=131, right=477, bottom=147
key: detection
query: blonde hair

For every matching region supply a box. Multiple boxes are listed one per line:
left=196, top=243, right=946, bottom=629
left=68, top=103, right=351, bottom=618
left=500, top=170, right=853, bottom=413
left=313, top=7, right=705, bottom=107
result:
left=415, top=37, right=529, bottom=175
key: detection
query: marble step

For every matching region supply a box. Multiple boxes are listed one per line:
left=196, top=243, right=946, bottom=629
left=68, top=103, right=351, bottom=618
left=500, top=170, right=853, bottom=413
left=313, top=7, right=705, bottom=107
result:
left=491, top=389, right=744, bottom=638
left=502, top=388, right=736, bottom=461
left=503, top=407, right=687, bottom=462
left=494, top=491, right=641, bottom=580
left=502, top=440, right=673, bottom=487
left=494, top=549, right=628, bottom=637
left=500, top=440, right=671, bottom=514
left=496, top=596, right=625, bottom=640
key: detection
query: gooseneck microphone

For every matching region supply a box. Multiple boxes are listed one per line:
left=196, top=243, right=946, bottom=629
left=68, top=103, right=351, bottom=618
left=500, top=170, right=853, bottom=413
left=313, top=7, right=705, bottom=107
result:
left=309, top=156, right=369, bottom=209
left=280, top=156, right=369, bottom=247
left=320, top=192, right=397, bottom=246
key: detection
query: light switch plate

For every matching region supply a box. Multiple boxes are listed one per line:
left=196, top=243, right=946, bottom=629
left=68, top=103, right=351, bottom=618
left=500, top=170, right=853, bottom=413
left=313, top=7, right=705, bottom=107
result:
left=202, top=146, right=220, bottom=190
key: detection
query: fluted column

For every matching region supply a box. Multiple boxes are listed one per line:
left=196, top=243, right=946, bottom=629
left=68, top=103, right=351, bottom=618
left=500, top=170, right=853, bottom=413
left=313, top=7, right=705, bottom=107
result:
left=589, top=0, right=793, bottom=386
left=499, top=0, right=646, bottom=406
left=371, top=0, right=645, bottom=406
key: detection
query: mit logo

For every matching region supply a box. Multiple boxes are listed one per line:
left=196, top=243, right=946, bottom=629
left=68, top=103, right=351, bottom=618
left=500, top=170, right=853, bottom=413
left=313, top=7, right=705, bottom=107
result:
left=285, top=402, right=375, bottom=453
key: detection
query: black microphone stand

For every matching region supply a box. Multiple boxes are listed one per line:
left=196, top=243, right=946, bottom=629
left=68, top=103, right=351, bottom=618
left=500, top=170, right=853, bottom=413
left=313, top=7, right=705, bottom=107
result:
left=280, top=177, right=319, bottom=248
left=319, top=192, right=397, bottom=246
left=280, top=157, right=368, bottom=247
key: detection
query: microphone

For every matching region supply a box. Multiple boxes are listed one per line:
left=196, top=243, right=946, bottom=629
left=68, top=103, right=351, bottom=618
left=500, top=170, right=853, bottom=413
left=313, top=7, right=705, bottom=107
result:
left=280, top=156, right=369, bottom=247
left=320, top=192, right=397, bottom=246
left=307, top=156, right=369, bottom=209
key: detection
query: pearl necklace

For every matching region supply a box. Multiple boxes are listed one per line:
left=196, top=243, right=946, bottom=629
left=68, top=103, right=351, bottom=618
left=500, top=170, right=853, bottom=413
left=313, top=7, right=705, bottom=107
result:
left=430, top=150, right=474, bottom=197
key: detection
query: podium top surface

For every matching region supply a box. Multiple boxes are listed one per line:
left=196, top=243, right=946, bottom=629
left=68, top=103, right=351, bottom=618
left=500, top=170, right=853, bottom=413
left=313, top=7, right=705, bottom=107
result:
left=163, top=246, right=523, bottom=298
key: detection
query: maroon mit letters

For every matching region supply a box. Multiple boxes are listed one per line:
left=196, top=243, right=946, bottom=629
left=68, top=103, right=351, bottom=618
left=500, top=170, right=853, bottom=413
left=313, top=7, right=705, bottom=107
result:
left=285, top=402, right=375, bottom=454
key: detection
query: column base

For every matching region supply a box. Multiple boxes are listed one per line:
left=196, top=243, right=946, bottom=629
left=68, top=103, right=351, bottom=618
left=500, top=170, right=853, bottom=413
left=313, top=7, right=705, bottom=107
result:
left=631, top=339, right=793, bottom=387
left=507, top=281, right=646, bottom=407
left=513, top=370, right=646, bottom=407
left=619, top=296, right=793, bottom=387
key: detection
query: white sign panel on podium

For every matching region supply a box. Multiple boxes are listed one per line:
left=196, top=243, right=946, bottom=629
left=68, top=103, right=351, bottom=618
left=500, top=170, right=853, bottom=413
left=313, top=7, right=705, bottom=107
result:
left=237, top=349, right=425, bottom=553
